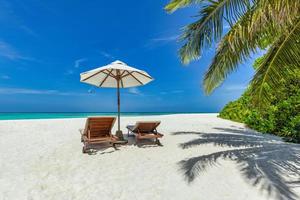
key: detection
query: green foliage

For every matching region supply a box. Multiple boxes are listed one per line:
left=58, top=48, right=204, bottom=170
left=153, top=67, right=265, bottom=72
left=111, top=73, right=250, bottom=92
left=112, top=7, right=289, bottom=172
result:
left=166, top=0, right=300, bottom=142
left=244, top=108, right=277, bottom=133
left=219, top=91, right=251, bottom=122
left=250, top=20, right=300, bottom=107
left=165, top=0, right=204, bottom=13
left=252, top=55, right=265, bottom=70
left=220, top=69, right=300, bottom=143
left=165, top=0, right=300, bottom=105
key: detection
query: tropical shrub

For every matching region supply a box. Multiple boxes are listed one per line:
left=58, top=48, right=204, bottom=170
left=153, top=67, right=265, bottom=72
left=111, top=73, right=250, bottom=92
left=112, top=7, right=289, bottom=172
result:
left=219, top=91, right=251, bottom=123
left=220, top=71, right=300, bottom=142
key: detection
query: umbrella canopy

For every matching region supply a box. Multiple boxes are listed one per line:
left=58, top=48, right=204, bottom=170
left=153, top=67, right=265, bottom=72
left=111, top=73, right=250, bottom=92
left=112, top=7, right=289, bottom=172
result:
left=80, top=60, right=153, bottom=88
left=80, top=60, right=153, bottom=139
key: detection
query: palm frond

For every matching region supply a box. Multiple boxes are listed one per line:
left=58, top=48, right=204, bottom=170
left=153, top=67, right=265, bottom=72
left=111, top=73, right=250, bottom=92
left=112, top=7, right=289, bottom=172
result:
left=250, top=18, right=300, bottom=106
left=165, top=0, right=204, bottom=13
left=203, top=5, right=274, bottom=93
left=166, top=0, right=300, bottom=107
left=179, top=0, right=251, bottom=64
left=258, top=0, right=300, bottom=26
left=203, top=1, right=300, bottom=94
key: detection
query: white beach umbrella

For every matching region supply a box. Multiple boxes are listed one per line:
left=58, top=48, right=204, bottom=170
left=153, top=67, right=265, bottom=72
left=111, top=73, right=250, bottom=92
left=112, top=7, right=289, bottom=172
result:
left=80, top=60, right=153, bottom=139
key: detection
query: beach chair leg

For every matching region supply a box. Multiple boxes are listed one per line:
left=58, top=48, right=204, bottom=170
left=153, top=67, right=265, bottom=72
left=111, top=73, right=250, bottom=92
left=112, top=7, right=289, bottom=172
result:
left=82, top=142, right=88, bottom=153
left=156, top=139, right=162, bottom=146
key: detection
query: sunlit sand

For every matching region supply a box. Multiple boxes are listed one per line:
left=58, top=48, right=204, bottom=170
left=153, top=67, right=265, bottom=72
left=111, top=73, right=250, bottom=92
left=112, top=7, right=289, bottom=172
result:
left=0, top=114, right=299, bottom=200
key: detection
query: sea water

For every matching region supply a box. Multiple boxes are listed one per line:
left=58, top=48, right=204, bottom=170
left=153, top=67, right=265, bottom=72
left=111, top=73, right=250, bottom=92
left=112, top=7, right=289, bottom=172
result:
left=0, top=112, right=201, bottom=120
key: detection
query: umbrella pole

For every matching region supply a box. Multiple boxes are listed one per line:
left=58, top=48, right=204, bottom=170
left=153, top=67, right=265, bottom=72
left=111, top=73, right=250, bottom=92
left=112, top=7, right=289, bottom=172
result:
left=116, top=78, right=124, bottom=140
left=117, top=79, right=120, bottom=131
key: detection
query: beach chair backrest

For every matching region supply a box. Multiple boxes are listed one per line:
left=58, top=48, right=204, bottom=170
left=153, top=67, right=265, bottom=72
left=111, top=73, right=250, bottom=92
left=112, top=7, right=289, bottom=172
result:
left=86, top=117, right=116, bottom=139
left=134, top=121, right=161, bottom=133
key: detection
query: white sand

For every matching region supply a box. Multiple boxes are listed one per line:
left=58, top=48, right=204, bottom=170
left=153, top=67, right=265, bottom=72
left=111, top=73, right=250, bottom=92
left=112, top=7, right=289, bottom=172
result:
left=0, top=114, right=299, bottom=200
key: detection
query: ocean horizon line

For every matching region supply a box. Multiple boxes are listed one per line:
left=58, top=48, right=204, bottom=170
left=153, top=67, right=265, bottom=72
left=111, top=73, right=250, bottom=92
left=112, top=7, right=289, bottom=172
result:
left=0, top=112, right=218, bottom=120
left=0, top=111, right=217, bottom=113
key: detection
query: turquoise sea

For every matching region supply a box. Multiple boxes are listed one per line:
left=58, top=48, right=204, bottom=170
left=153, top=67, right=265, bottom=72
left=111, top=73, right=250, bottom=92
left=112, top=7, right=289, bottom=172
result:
left=0, top=112, right=203, bottom=120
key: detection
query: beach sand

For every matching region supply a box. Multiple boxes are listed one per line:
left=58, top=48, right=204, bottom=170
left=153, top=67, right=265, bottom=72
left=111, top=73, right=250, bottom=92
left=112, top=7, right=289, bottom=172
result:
left=0, top=114, right=299, bottom=200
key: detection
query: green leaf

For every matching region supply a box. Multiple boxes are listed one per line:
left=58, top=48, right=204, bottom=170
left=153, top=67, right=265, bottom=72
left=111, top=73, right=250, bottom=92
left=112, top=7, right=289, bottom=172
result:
left=203, top=5, right=272, bottom=93
left=250, top=18, right=300, bottom=106
left=165, top=0, right=203, bottom=13
left=179, top=0, right=251, bottom=65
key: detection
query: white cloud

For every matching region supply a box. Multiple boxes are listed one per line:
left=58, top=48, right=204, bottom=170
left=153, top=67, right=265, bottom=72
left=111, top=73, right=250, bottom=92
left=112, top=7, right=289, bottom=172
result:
left=19, top=25, right=39, bottom=38
left=0, top=41, right=22, bottom=60
left=0, top=75, right=10, bottom=80
left=171, top=90, right=184, bottom=94
left=150, top=35, right=178, bottom=42
left=74, top=58, right=87, bottom=68
left=160, top=90, right=184, bottom=95
left=0, top=87, right=90, bottom=96
left=65, top=69, right=74, bottom=75
left=0, top=40, right=35, bottom=61
left=100, top=51, right=114, bottom=59
left=65, top=58, right=87, bottom=76
left=145, top=35, right=179, bottom=49
left=128, top=87, right=142, bottom=95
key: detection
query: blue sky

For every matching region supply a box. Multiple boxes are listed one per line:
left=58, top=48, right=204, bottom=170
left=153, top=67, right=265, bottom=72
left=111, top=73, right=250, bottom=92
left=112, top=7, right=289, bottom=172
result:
left=0, top=0, right=257, bottom=112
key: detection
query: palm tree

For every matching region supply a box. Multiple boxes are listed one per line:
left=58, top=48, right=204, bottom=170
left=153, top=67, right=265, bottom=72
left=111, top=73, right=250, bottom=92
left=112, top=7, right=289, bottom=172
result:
left=165, top=0, right=300, bottom=106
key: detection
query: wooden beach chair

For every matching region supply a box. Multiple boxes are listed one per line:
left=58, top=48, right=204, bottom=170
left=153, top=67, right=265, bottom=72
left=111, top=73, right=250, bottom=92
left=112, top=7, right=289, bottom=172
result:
left=80, top=117, right=119, bottom=153
left=126, top=121, right=163, bottom=145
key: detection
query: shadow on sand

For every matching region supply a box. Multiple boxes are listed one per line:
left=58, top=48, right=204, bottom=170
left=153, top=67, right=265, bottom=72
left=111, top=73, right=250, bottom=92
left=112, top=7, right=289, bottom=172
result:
left=84, top=143, right=119, bottom=155
left=125, top=135, right=163, bottom=148
left=84, top=135, right=163, bottom=155
left=173, top=126, right=300, bottom=200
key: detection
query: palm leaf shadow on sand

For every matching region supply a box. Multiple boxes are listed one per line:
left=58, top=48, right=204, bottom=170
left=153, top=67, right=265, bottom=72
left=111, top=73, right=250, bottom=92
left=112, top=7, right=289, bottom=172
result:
left=173, top=127, right=300, bottom=200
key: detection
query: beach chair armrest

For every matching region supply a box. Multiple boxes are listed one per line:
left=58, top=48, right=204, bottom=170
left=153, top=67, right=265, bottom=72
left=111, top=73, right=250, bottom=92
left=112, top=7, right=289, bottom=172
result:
left=126, top=125, right=135, bottom=131
left=82, top=135, right=88, bottom=142
left=111, top=135, right=118, bottom=140
left=156, top=132, right=164, bottom=137
left=79, top=129, right=84, bottom=135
